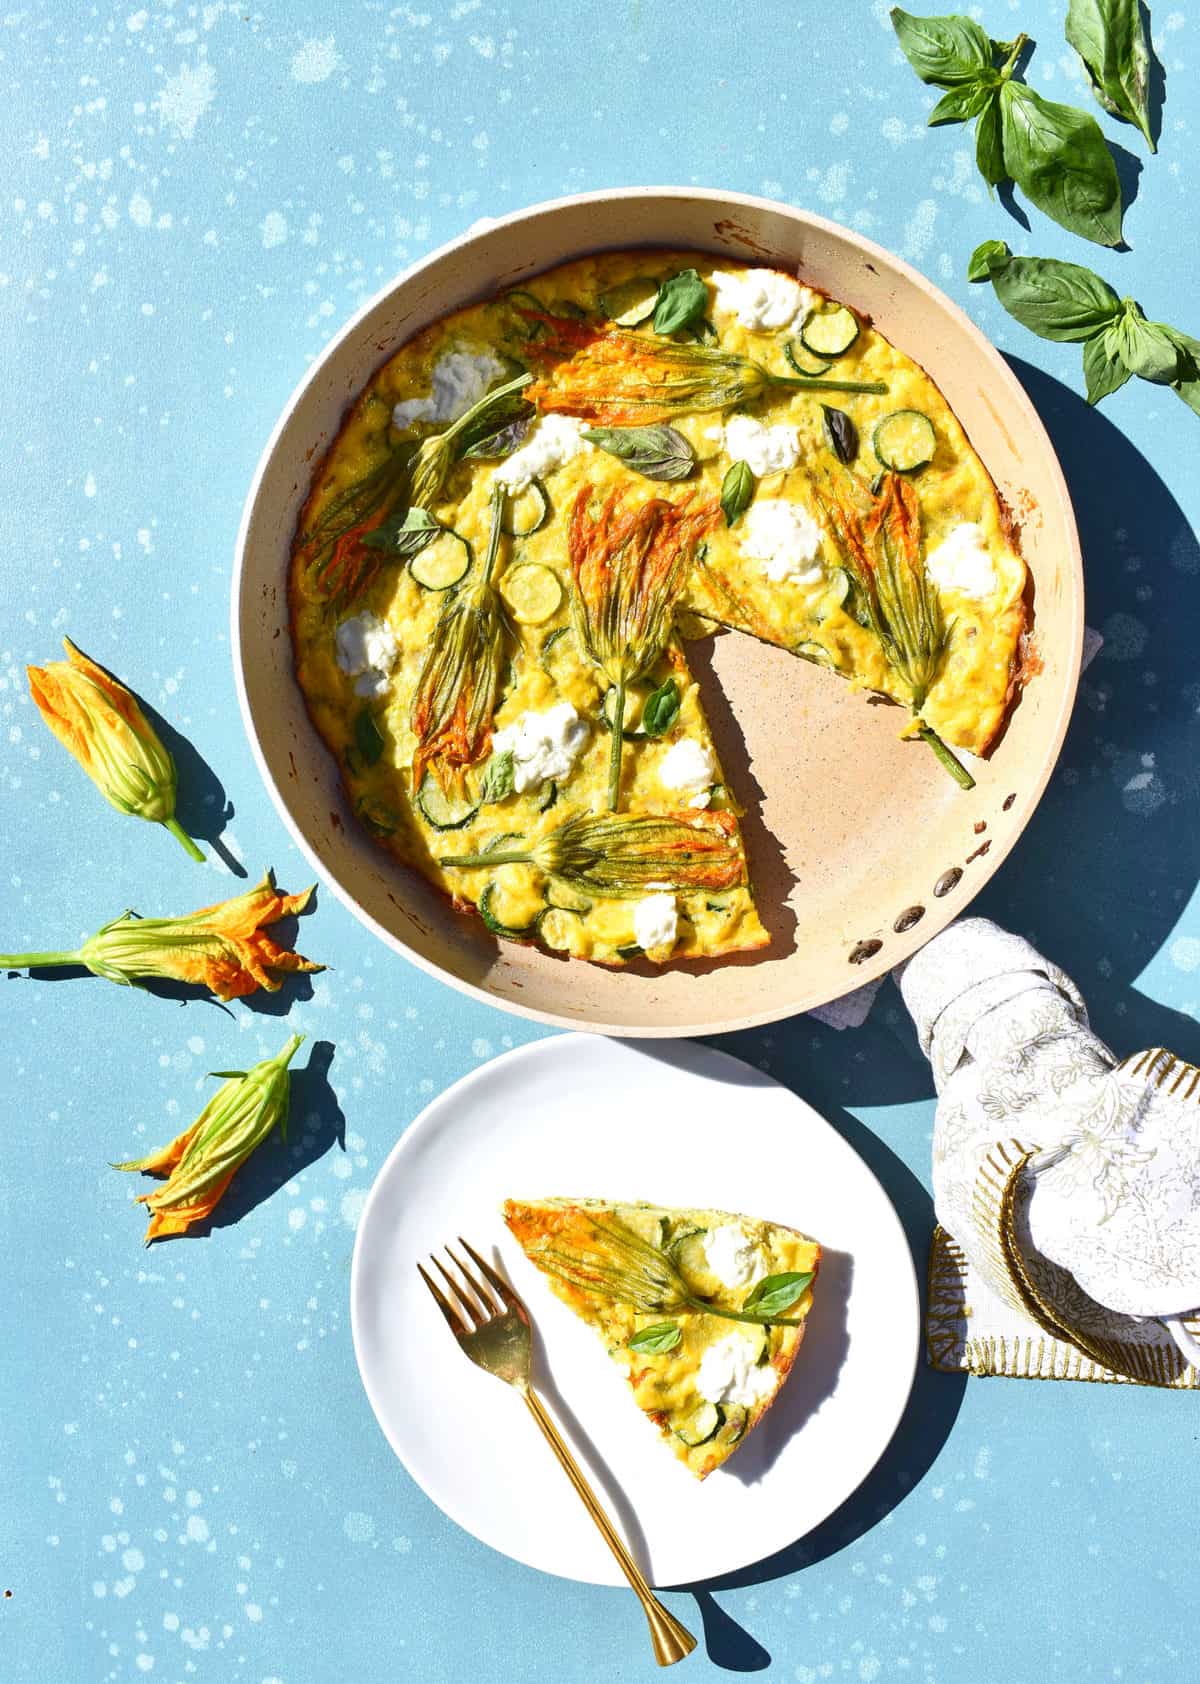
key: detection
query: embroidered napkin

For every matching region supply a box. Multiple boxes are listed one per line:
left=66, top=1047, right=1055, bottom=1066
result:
left=898, top=917, right=1200, bottom=1387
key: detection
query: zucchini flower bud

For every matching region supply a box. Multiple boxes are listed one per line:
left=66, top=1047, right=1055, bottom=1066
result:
left=27, top=638, right=204, bottom=860
left=113, top=1033, right=304, bottom=1241
left=0, top=872, right=322, bottom=1001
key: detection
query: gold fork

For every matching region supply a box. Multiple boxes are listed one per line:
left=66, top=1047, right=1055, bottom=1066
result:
left=418, top=1237, right=697, bottom=1666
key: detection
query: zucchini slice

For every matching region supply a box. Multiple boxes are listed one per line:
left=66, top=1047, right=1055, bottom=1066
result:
left=537, top=779, right=559, bottom=813
left=356, top=798, right=401, bottom=836
left=800, top=303, right=859, bottom=359
left=501, top=559, right=562, bottom=624
left=669, top=1228, right=710, bottom=1281
left=872, top=409, right=936, bottom=473
left=784, top=339, right=832, bottom=378
left=410, top=528, right=471, bottom=590
left=673, top=1403, right=723, bottom=1448
left=479, top=882, right=538, bottom=941
left=600, top=276, right=660, bottom=328
left=501, top=477, right=550, bottom=538
left=416, top=773, right=479, bottom=832
left=546, top=881, right=592, bottom=914
left=794, top=639, right=837, bottom=668
left=715, top=1405, right=749, bottom=1447
left=535, top=905, right=579, bottom=952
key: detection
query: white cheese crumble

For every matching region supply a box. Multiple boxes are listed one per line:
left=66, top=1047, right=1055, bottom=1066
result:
left=494, top=414, right=593, bottom=493
left=335, top=611, right=399, bottom=699
left=490, top=702, right=588, bottom=793
left=924, top=522, right=998, bottom=600
left=740, top=498, right=825, bottom=586
left=710, top=269, right=816, bottom=333
left=723, top=412, right=801, bottom=478
left=391, top=349, right=506, bottom=429
left=658, top=736, right=716, bottom=809
left=633, top=892, right=678, bottom=954
left=702, top=1223, right=766, bottom=1290
left=697, top=1330, right=778, bottom=1409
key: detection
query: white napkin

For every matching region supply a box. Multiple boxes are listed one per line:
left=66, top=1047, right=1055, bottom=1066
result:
left=899, top=917, right=1200, bottom=1386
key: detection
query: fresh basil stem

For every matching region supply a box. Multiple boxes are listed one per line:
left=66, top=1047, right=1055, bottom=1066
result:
left=917, top=724, right=976, bottom=789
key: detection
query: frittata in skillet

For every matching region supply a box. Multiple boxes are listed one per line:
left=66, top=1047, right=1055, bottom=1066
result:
left=503, top=1197, right=820, bottom=1479
left=288, top=250, right=1028, bottom=966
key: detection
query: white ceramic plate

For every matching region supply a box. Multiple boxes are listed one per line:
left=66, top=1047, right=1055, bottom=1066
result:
left=350, top=1035, right=919, bottom=1586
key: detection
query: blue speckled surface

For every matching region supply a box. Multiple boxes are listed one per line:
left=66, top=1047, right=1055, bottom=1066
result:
left=2, top=4, right=1198, bottom=1680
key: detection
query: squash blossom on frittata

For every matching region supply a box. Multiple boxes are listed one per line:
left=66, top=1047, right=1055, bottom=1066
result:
left=26, top=637, right=205, bottom=860
left=0, top=872, right=322, bottom=1001
left=113, top=1032, right=304, bottom=1242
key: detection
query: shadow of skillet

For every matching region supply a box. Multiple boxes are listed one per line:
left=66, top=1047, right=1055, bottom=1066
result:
left=138, top=698, right=247, bottom=879
left=175, top=1039, right=346, bottom=1237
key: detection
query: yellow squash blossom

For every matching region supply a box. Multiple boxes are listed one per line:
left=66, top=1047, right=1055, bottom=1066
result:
left=0, top=872, right=322, bottom=1001
left=27, top=637, right=204, bottom=860
left=114, top=1033, right=304, bottom=1242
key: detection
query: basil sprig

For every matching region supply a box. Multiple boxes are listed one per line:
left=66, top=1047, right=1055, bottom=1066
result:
left=361, top=505, right=440, bottom=558
left=742, top=1271, right=814, bottom=1318
left=653, top=268, right=708, bottom=336
left=640, top=677, right=681, bottom=738
left=822, top=405, right=859, bottom=465
left=970, top=241, right=1200, bottom=415
left=720, top=460, right=755, bottom=528
left=581, top=423, right=696, bottom=481
left=1066, top=0, right=1155, bottom=153
left=479, top=749, right=516, bottom=804
left=627, top=1321, right=682, bottom=1355
left=891, top=9, right=1123, bottom=247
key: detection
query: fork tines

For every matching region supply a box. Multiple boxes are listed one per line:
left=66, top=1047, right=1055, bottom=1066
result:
left=417, top=1236, right=522, bottom=1335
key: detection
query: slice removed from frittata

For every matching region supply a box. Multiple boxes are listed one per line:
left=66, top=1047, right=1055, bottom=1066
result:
left=503, top=1196, right=820, bottom=1479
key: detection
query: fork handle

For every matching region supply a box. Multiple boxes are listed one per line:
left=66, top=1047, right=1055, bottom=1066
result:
left=523, top=1387, right=697, bottom=1666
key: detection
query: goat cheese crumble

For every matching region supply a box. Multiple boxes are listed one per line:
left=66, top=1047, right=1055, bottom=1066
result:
left=740, top=498, right=825, bottom=585
left=391, top=349, right=506, bottom=429
left=658, top=736, right=716, bottom=808
left=494, top=414, right=592, bottom=493
left=723, top=412, right=801, bottom=478
left=710, top=269, right=817, bottom=333
left=335, top=612, right=399, bottom=699
left=633, top=893, right=678, bottom=954
left=697, top=1331, right=777, bottom=1409
left=702, top=1223, right=766, bottom=1289
left=490, top=703, right=589, bottom=793
left=924, top=522, right=998, bottom=600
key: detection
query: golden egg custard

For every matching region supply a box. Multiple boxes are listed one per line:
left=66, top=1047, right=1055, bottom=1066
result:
left=503, top=1197, right=820, bottom=1479
left=288, top=250, right=1027, bottom=967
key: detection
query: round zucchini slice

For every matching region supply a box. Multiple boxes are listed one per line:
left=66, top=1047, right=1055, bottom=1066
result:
left=784, top=339, right=832, bottom=378
left=500, top=560, right=562, bottom=624
left=872, top=409, right=936, bottom=472
left=535, top=906, right=580, bottom=952
left=800, top=303, right=859, bottom=359
left=410, top=528, right=471, bottom=590
left=600, top=276, right=660, bottom=327
left=501, top=478, right=550, bottom=538
left=479, top=882, right=538, bottom=940
left=416, top=772, right=479, bottom=832
left=673, top=1402, right=723, bottom=1448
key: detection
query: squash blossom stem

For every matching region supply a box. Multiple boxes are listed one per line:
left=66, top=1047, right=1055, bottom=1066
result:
left=164, top=815, right=206, bottom=861
left=0, top=949, right=84, bottom=970
left=607, top=679, right=627, bottom=811
left=916, top=725, right=975, bottom=790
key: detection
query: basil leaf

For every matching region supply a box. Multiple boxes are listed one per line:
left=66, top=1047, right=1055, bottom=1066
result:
left=1115, top=308, right=1182, bottom=384
left=974, top=91, right=1007, bottom=188
left=890, top=7, right=993, bottom=85
left=999, top=80, right=1123, bottom=247
left=480, top=749, right=515, bottom=804
left=581, top=423, right=695, bottom=482
left=982, top=252, right=1122, bottom=341
left=460, top=406, right=535, bottom=461
left=1083, top=325, right=1133, bottom=404
left=652, top=268, right=708, bottom=336
left=821, top=405, right=858, bottom=465
left=354, top=709, right=386, bottom=768
left=742, top=1271, right=814, bottom=1318
left=627, top=1321, right=682, bottom=1355
left=640, top=678, right=681, bottom=739
left=928, top=79, right=994, bottom=125
left=967, top=238, right=1012, bottom=282
left=361, top=505, right=441, bottom=557
left=1066, top=0, right=1155, bottom=152
left=720, top=459, right=755, bottom=528
left=455, top=389, right=535, bottom=457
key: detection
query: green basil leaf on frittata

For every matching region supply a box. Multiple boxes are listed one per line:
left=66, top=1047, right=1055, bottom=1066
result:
left=821, top=405, right=859, bottom=465
left=640, top=678, right=682, bottom=739
left=627, top=1321, right=682, bottom=1354
left=1082, top=325, right=1134, bottom=404
left=455, top=389, right=536, bottom=457
left=890, top=8, right=993, bottom=84
left=361, top=505, right=441, bottom=556
left=652, top=268, right=708, bottom=336
left=998, top=80, right=1123, bottom=248
left=1066, top=0, right=1156, bottom=152
left=720, top=459, right=755, bottom=528
left=743, top=1271, right=814, bottom=1318
left=480, top=750, right=516, bottom=804
left=581, top=423, right=696, bottom=481
left=354, top=709, right=386, bottom=768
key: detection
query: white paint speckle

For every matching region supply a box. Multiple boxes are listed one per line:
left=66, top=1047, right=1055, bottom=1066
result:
left=343, top=1511, right=374, bottom=1543
left=156, top=61, right=217, bottom=140
left=291, top=36, right=339, bottom=83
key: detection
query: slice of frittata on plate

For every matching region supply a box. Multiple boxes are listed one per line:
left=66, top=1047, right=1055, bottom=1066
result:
left=503, top=1196, right=820, bottom=1479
